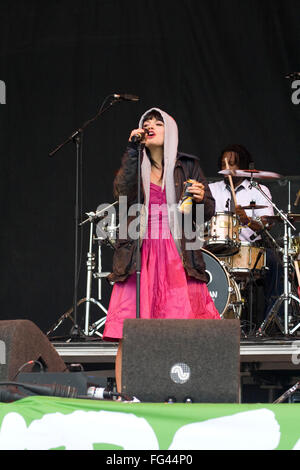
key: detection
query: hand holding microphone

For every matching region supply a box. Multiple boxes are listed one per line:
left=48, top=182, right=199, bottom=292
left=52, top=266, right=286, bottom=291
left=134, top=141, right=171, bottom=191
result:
left=129, top=128, right=149, bottom=143
left=186, top=180, right=205, bottom=203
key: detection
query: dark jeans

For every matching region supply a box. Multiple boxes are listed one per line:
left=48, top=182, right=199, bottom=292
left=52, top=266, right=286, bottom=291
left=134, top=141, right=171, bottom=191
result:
left=264, top=248, right=284, bottom=317
left=244, top=248, right=283, bottom=329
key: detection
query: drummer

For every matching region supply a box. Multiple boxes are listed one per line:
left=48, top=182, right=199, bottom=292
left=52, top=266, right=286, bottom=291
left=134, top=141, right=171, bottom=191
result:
left=209, top=144, right=282, bottom=324
left=209, top=144, right=274, bottom=238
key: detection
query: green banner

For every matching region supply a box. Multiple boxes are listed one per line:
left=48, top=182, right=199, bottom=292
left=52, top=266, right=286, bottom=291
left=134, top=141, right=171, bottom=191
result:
left=0, top=396, right=299, bottom=450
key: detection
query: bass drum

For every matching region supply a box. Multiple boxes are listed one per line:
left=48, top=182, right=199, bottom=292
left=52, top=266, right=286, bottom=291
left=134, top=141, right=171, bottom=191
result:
left=202, top=249, right=242, bottom=319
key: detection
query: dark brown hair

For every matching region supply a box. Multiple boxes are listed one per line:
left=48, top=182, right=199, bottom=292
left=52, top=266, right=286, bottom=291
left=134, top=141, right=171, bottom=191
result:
left=142, top=109, right=164, bottom=125
left=142, top=110, right=165, bottom=173
left=218, top=144, right=254, bottom=171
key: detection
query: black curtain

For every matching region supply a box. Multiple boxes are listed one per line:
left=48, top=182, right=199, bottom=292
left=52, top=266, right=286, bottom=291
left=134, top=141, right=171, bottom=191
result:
left=0, top=0, right=299, bottom=335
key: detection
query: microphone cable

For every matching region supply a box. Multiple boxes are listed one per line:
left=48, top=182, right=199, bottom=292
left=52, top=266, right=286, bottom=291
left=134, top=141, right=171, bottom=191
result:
left=0, top=381, right=132, bottom=402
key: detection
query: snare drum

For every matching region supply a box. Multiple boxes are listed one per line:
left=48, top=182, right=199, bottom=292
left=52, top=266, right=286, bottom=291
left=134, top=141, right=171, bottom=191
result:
left=205, top=212, right=240, bottom=256
left=221, top=242, right=266, bottom=279
left=202, top=249, right=242, bottom=319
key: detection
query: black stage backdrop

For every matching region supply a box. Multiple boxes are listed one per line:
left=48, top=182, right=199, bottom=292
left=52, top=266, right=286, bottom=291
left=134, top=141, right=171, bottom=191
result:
left=0, top=0, right=299, bottom=337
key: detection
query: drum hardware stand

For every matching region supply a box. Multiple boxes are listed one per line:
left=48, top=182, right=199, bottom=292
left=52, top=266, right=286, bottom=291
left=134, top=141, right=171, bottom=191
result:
left=227, top=297, right=244, bottom=319
left=79, top=203, right=118, bottom=337
left=273, top=380, right=300, bottom=404
left=85, top=237, right=115, bottom=337
left=250, top=180, right=300, bottom=336
left=80, top=218, right=109, bottom=337
left=220, top=264, right=244, bottom=320
left=46, top=297, right=87, bottom=338
left=46, top=202, right=118, bottom=339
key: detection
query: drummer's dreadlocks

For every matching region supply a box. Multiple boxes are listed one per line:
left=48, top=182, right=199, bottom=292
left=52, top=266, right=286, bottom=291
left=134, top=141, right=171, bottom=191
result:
left=218, top=144, right=254, bottom=171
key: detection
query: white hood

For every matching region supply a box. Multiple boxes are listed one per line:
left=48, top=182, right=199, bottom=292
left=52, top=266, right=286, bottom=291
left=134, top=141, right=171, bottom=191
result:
left=138, top=108, right=181, bottom=251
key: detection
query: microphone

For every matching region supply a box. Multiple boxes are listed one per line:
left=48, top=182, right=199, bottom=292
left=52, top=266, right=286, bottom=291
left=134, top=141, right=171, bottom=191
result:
left=113, top=93, right=139, bottom=102
left=87, top=386, right=120, bottom=400
left=131, top=129, right=149, bottom=143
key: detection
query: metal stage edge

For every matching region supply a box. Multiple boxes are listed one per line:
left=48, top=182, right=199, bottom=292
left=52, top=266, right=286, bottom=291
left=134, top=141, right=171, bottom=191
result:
left=52, top=337, right=300, bottom=371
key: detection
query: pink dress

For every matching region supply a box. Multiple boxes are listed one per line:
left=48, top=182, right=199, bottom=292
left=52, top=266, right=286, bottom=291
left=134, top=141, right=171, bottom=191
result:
left=103, top=183, right=220, bottom=341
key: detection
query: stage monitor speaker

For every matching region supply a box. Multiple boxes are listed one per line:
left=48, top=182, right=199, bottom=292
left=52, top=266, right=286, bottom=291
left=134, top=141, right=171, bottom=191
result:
left=122, top=319, right=240, bottom=403
left=0, top=320, right=66, bottom=381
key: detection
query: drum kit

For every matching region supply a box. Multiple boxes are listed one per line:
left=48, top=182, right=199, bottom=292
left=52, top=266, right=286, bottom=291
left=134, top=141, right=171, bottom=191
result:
left=203, top=167, right=300, bottom=337
left=47, top=167, right=300, bottom=340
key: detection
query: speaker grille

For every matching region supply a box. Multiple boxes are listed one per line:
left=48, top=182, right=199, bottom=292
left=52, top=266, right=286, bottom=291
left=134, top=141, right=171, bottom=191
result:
left=122, top=319, right=240, bottom=403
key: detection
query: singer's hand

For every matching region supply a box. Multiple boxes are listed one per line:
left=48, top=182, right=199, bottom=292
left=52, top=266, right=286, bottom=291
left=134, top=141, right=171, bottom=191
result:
left=129, top=128, right=147, bottom=143
left=187, top=180, right=205, bottom=203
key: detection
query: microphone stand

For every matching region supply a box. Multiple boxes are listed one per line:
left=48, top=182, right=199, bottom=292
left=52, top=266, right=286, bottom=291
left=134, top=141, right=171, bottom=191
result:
left=136, top=143, right=143, bottom=319
left=48, top=95, right=122, bottom=340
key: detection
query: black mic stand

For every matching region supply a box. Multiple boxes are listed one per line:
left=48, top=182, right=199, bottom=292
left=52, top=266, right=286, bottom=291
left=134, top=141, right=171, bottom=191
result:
left=136, top=142, right=143, bottom=319
left=48, top=95, right=122, bottom=340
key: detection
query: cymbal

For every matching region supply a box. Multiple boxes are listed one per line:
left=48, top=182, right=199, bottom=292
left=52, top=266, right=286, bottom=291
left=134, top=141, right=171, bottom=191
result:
left=264, top=214, right=300, bottom=223
left=240, top=204, right=268, bottom=210
left=219, top=169, right=282, bottom=180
